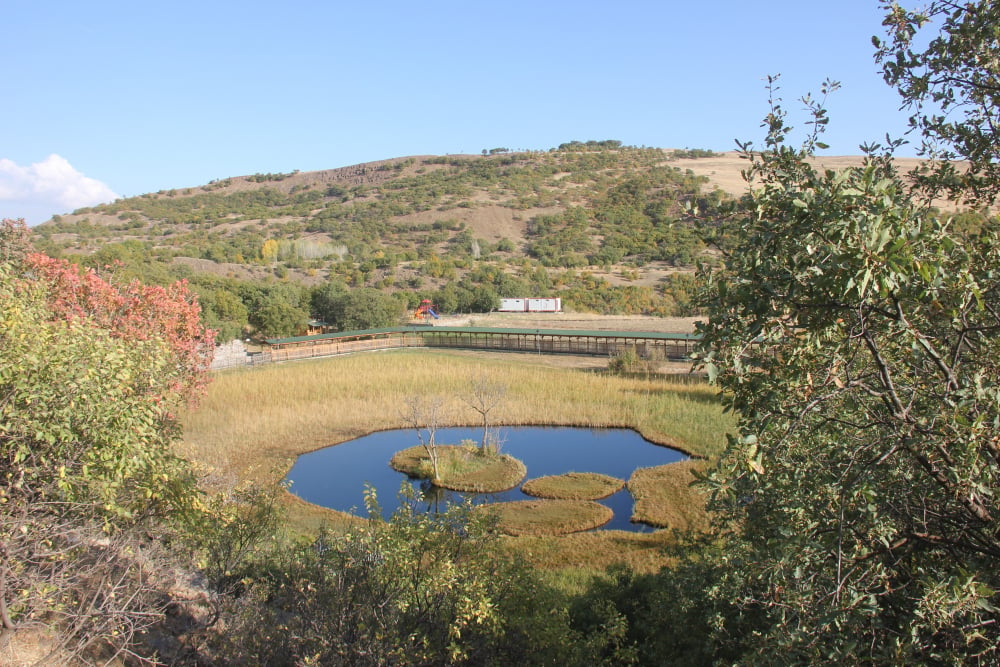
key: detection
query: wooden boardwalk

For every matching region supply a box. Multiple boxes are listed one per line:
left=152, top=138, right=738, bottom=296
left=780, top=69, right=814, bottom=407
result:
left=260, top=325, right=700, bottom=364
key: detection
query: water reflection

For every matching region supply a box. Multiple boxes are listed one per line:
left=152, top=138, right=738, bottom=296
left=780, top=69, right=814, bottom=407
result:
left=285, top=426, right=686, bottom=532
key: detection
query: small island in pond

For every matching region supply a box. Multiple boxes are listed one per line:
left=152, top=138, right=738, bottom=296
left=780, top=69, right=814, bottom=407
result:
left=390, top=441, right=527, bottom=493
left=521, top=472, right=625, bottom=500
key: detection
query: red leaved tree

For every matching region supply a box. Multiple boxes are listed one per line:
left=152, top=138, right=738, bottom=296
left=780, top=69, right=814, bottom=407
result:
left=24, top=251, right=216, bottom=400
left=0, top=218, right=217, bottom=661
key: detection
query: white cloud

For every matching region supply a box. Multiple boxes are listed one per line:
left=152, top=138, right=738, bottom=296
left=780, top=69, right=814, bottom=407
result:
left=0, top=154, right=120, bottom=225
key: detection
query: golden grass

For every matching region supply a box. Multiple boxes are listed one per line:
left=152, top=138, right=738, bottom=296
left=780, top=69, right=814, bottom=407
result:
left=509, top=530, right=677, bottom=574
left=480, top=500, right=613, bottom=536
left=181, top=350, right=730, bottom=477
left=178, top=349, right=735, bottom=570
left=627, top=460, right=711, bottom=532
left=522, top=472, right=624, bottom=500
left=389, top=444, right=527, bottom=493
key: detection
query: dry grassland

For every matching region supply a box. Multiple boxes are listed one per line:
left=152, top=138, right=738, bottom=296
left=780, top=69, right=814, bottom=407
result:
left=672, top=151, right=974, bottom=212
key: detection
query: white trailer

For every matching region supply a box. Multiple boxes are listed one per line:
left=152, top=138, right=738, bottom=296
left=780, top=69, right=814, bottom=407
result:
left=498, top=297, right=562, bottom=313
left=499, top=298, right=526, bottom=312
left=526, top=298, right=561, bottom=312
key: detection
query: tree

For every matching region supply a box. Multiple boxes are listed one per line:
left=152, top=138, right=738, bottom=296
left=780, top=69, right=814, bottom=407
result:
left=184, top=480, right=282, bottom=593
left=0, top=217, right=31, bottom=263
left=465, top=284, right=500, bottom=313
left=432, top=283, right=463, bottom=314
left=197, top=285, right=249, bottom=342
left=0, top=219, right=214, bottom=661
left=311, top=284, right=405, bottom=331
left=692, top=12, right=1000, bottom=660
left=401, top=395, right=447, bottom=482
left=260, top=238, right=279, bottom=264
left=310, top=277, right=348, bottom=323
left=875, top=0, right=1000, bottom=205
left=239, top=279, right=310, bottom=319
left=211, top=487, right=600, bottom=666
left=25, top=251, right=215, bottom=397
left=463, top=372, right=507, bottom=453
left=252, top=299, right=308, bottom=338
left=335, top=287, right=406, bottom=330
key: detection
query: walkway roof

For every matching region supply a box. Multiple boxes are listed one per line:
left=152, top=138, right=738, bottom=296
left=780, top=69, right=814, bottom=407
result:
left=265, top=325, right=700, bottom=346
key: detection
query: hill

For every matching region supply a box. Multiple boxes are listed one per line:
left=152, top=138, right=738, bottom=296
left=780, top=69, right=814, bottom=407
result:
left=34, top=144, right=722, bottom=280
left=28, top=144, right=734, bottom=337
left=28, top=143, right=972, bottom=341
left=672, top=151, right=969, bottom=210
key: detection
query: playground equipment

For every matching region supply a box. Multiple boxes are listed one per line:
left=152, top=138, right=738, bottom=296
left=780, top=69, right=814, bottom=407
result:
left=413, top=299, right=440, bottom=320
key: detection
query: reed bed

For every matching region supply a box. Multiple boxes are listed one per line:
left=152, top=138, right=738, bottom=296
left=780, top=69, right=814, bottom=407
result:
left=512, top=530, right=676, bottom=574
left=627, top=460, right=711, bottom=532
left=178, top=349, right=733, bottom=568
left=521, top=472, right=625, bottom=500
left=180, top=349, right=732, bottom=481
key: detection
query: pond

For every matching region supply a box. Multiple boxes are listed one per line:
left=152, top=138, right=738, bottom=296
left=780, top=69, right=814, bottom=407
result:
left=285, top=426, right=687, bottom=532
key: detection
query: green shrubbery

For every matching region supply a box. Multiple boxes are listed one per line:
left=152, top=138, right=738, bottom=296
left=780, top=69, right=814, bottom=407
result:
left=685, top=3, right=1000, bottom=661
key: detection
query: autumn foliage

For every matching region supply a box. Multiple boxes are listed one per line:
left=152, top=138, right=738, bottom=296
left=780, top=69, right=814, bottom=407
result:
left=22, top=240, right=215, bottom=399
left=1, top=218, right=216, bottom=660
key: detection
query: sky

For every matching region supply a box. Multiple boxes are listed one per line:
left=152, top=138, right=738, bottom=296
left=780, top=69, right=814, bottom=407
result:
left=3, top=1, right=917, bottom=225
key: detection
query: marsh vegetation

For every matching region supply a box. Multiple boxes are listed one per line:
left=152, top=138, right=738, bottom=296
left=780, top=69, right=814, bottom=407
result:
left=288, top=425, right=686, bottom=533
left=478, top=499, right=615, bottom=535
left=181, top=349, right=732, bottom=568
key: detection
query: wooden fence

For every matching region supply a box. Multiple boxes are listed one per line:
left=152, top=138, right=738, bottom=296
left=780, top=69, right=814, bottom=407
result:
left=250, top=326, right=700, bottom=367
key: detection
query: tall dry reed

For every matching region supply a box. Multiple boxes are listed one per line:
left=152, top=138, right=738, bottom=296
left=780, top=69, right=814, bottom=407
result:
left=179, top=350, right=733, bottom=484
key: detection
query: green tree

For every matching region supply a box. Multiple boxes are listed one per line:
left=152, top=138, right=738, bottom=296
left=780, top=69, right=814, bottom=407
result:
left=238, top=279, right=310, bottom=317
left=212, top=487, right=596, bottom=666
left=464, top=284, right=500, bottom=313
left=432, top=283, right=462, bottom=314
left=0, top=219, right=213, bottom=661
left=253, top=299, right=308, bottom=338
left=310, top=277, right=349, bottom=323
left=198, top=286, right=249, bottom=342
left=692, top=7, right=1000, bottom=659
left=875, top=0, right=1000, bottom=205
left=332, top=287, right=406, bottom=331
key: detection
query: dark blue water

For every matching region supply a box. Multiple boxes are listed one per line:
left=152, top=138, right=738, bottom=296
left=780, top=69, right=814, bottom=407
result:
left=285, top=426, right=686, bottom=532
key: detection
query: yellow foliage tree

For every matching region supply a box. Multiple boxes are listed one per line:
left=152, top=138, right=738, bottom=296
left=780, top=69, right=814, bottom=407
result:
left=260, top=239, right=278, bottom=265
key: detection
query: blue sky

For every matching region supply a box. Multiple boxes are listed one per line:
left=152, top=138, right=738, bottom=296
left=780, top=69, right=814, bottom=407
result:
left=3, top=1, right=915, bottom=224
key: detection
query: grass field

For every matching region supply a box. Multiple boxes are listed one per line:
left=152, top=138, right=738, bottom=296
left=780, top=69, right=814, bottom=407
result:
left=179, top=348, right=734, bottom=571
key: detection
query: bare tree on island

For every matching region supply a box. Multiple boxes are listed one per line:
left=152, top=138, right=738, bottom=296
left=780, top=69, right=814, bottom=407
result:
left=463, top=373, right=507, bottom=455
left=401, top=395, right=447, bottom=483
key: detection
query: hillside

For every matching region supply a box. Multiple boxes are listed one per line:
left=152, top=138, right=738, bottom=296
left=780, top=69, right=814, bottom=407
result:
left=29, top=143, right=971, bottom=341
left=34, top=144, right=722, bottom=281
left=26, top=144, right=736, bottom=337
left=32, top=148, right=941, bottom=270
